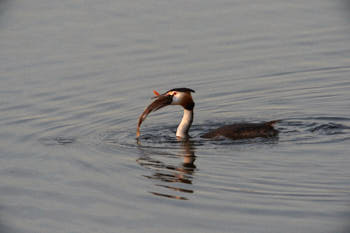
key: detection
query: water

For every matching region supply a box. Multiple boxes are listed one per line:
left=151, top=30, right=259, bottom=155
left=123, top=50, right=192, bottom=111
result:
left=1, top=0, right=350, bottom=232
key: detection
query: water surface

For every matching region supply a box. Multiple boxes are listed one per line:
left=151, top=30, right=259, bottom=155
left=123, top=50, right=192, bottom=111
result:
left=1, top=0, right=350, bottom=232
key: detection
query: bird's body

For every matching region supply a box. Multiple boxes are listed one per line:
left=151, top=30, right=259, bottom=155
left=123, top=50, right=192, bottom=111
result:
left=201, top=121, right=278, bottom=139
left=137, top=88, right=279, bottom=140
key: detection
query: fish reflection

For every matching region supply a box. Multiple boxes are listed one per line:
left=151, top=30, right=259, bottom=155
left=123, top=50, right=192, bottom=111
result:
left=136, top=140, right=196, bottom=200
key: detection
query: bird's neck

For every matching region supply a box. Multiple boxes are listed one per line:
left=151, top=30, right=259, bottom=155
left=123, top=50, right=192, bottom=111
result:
left=176, top=109, right=193, bottom=138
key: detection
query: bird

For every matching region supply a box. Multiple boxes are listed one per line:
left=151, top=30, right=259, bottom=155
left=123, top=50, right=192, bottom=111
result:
left=136, top=88, right=279, bottom=140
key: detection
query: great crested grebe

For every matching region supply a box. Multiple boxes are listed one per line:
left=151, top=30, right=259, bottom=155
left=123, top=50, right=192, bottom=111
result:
left=136, top=88, right=279, bottom=140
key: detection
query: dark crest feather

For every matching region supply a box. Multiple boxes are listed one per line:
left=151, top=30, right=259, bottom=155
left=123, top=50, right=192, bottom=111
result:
left=168, top=88, right=195, bottom=93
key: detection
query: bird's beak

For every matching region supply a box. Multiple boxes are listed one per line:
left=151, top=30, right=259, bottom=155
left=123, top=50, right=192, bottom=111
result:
left=136, top=93, right=173, bottom=138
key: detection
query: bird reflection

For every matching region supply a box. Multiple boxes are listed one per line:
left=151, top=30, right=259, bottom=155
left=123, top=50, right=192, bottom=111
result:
left=136, top=139, right=196, bottom=200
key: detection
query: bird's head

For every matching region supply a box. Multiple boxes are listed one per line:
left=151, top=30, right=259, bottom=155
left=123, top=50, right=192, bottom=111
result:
left=136, top=87, right=195, bottom=138
left=163, top=87, right=195, bottom=110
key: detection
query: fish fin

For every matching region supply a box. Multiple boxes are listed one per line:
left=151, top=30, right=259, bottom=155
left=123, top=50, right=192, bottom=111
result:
left=153, top=90, right=160, bottom=96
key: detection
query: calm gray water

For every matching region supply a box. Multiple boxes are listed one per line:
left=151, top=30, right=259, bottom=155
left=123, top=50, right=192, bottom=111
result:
left=1, top=0, right=350, bottom=232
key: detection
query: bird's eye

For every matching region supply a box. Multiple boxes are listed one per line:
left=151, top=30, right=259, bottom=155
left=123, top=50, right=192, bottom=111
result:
left=173, top=92, right=177, bottom=95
